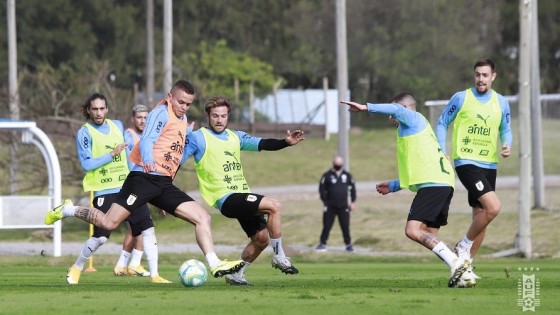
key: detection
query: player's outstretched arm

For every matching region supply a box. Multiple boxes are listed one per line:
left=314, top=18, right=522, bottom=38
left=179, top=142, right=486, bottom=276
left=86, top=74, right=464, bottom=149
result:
left=341, top=100, right=367, bottom=112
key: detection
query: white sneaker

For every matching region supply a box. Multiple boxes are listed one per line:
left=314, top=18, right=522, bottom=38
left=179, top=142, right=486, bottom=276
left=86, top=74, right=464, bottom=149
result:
left=225, top=272, right=252, bottom=286
left=448, top=259, right=468, bottom=288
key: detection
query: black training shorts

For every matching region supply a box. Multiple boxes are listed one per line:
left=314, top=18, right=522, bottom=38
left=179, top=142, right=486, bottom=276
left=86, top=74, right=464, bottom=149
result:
left=221, top=193, right=267, bottom=238
left=115, top=171, right=194, bottom=216
left=455, top=164, right=497, bottom=208
left=407, top=186, right=454, bottom=228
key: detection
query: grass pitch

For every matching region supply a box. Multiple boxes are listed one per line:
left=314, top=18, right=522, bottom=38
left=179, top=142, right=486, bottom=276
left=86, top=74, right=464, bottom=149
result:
left=0, top=254, right=558, bottom=315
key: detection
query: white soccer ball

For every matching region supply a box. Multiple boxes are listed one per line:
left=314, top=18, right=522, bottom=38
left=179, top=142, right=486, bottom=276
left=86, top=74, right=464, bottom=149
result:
left=178, top=259, right=208, bottom=287
left=456, top=269, right=477, bottom=288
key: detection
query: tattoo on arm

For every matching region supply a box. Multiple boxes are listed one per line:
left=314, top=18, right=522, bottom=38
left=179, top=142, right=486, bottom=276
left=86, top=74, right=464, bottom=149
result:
left=75, top=206, right=101, bottom=225
left=420, top=233, right=440, bottom=249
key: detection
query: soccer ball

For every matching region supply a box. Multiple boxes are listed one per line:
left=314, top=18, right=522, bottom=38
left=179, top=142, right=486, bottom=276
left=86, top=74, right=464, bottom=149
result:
left=456, top=269, right=477, bottom=288
left=178, top=259, right=208, bottom=287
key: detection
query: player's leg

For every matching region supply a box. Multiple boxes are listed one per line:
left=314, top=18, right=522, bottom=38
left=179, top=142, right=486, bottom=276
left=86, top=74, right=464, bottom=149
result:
left=226, top=227, right=268, bottom=286
left=46, top=199, right=129, bottom=231
left=114, top=225, right=134, bottom=276
left=153, top=185, right=244, bottom=278
left=317, top=206, right=336, bottom=251
left=67, top=195, right=114, bottom=284
left=338, top=207, right=353, bottom=252
left=455, top=165, right=499, bottom=260
left=467, top=192, right=501, bottom=257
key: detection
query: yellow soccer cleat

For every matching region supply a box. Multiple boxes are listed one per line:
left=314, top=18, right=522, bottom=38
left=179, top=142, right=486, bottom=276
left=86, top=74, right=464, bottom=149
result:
left=45, top=199, right=73, bottom=225
left=151, top=275, right=172, bottom=284
left=210, top=260, right=245, bottom=278
left=66, top=265, right=81, bottom=284
left=127, top=265, right=150, bottom=277
left=113, top=266, right=128, bottom=276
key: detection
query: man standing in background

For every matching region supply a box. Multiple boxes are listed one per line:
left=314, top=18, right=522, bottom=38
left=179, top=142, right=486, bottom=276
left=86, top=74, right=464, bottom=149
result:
left=316, top=155, right=357, bottom=253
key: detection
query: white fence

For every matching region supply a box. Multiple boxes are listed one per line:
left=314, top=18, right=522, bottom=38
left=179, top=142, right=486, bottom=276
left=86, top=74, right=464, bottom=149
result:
left=0, top=120, right=62, bottom=257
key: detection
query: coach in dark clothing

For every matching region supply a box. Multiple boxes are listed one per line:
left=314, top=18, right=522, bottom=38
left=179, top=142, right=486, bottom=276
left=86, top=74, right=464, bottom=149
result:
left=316, top=156, right=357, bottom=252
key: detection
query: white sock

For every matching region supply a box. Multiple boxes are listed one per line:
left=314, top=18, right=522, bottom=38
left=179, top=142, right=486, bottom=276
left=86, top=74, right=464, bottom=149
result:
left=459, top=236, right=474, bottom=251
left=239, top=261, right=250, bottom=275
left=62, top=206, right=78, bottom=217
left=270, top=238, right=285, bottom=257
left=74, top=236, right=107, bottom=270
left=129, top=248, right=143, bottom=267
left=116, top=250, right=131, bottom=268
left=141, top=227, right=158, bottom=277
left=205, top=252, right=221, bottom=269
left=432, top=241, right=457, bottom=268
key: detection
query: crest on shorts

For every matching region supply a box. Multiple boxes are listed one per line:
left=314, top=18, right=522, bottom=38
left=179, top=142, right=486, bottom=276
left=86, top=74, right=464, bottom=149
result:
left=127, top=194, right=137, bottom=205
left=97, top=197, right=104, bottom=207
left=246, top=194, right=257, bottom=202
left=475, top=180, right=484, bottom=191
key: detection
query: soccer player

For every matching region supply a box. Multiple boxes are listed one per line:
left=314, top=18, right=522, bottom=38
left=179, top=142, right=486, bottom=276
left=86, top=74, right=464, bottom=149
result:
left=46, top=80, right=244, bottom=279
left=184, top=95, right=304, bottom=286
left=67, top=94, right=161, bottom=284
left=342, top=92, right=475, bottom=288
left=113, top=104, right=151, bottom=277
left=436, top=58, right=512, bottom=277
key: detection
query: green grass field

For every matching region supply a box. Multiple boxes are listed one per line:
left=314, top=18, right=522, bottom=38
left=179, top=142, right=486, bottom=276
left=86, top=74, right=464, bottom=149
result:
left=0, top=254, right=558, bottom=315
left=1, top=120, right=559, bottom=314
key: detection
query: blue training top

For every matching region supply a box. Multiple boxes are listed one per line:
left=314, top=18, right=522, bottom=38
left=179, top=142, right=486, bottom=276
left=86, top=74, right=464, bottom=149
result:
left=184, top=127, right=261, bottom=209
left=130, top=105, right=190, bottom=175
left=366, top=102, right=450, bottom=193
left=76, top=119, right=127, bottom=197
left=435, top=87, right=513, bottom=169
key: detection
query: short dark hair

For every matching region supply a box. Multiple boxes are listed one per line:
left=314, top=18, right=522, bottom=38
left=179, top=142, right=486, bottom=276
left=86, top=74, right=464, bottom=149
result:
left=82, top=93, right=107, bottom=119
left=391, top=91, right=416, bottom=107
left=170, top=80, right=196, bottom=96
left=204, top=96, right=231, bottom=114
left=131, top=104, right=148, bottom=116
left=474, top=58, right=496, bottom=72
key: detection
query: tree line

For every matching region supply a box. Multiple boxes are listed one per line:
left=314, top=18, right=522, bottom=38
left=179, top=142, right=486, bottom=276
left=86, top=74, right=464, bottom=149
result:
left=0, top=0, right=559, bottom=126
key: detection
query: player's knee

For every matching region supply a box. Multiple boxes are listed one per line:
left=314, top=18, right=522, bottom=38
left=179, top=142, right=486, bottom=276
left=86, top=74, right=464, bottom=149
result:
left=404, top=225, right=419, bottom=242
left=268, top=199, right=283, bottom=215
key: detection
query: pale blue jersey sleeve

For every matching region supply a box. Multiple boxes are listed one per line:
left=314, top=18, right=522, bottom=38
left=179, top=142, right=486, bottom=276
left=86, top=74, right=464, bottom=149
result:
left=366, top=102, right=448, bottom=190
left=435, top=91, right=465, bottom=155
left=366, top=102, right=427, bottom=136
left=183, top=129, right=205, bottom=164
left=76, top=120, right=125, bottom=172
left=124, top=129, right=136, bottom=170
left=138, top=105, right=168, bottom=166
left=388, top=180, right=401, bottom=193
left=497, top=95, right=513, bottom=148
left=236, top=130, right=261, bottom=151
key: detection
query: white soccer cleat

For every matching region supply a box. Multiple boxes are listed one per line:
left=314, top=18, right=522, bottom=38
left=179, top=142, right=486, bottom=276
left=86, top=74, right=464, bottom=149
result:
left=272, top=256, right=299, bottom=274
left=225, top=272, right=252, bottom=286
left=456, top=265, right=478, bottom=288
left=448, top=258, right=468, bottom=288
left=454, top=242, right=472, bottom=261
